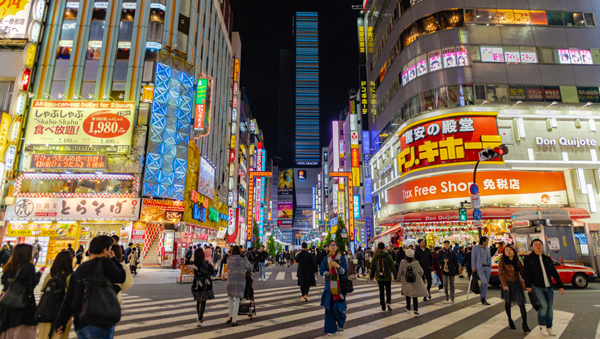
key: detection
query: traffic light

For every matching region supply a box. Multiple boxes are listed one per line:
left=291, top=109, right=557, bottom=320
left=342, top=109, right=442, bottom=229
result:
left=459, top=207, right=467, bottom=221
left=478, top=144, right=509, bottom=161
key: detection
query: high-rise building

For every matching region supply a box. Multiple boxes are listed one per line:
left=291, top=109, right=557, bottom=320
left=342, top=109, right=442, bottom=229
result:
left=294, top=11, right=320, bottom=166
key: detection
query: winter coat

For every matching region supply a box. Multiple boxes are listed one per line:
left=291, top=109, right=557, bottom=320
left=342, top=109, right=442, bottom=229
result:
left=226, top=255, right=253, bottom=298
left=397, top=260, right=429, bottom=298
left=432, top=253, right=442, bottom=278
left=192, top=260, right=215, bottom=301
left=37, top=273, right=72, bottom=339
left=296, top=250, right=317, bottom=287
left=369, top=250, right=397, bottom=282
left=124, top=247, right=132, bottom=264
left=414, top=247, right=433, bottom=272
left=128, top=249, right=140, bottom=266
left=0, top=262, right=41, bottom=334
left=498, top=257, right=524, bottom=287
left=319, top=253, right=348, bottom=312
left=204, top=248, right=214, bottom=266
left=523, top=252, right=564, bottom=289
left=116, top=262, right=134, bottom=305
left=437, top=248, right=460, bottom=276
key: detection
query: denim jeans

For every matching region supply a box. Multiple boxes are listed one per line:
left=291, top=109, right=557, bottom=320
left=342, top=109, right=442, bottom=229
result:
left=533, top=286, right=554, bottom=328
left=258, top=262, right=266, bottom=280
left=477, top=266, right=492, bottom=300
left=76, top=325, right=115, bottom=339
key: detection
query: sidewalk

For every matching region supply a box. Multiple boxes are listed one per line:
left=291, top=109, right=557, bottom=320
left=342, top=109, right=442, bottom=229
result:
left=132, top=268, right=182, bottom=285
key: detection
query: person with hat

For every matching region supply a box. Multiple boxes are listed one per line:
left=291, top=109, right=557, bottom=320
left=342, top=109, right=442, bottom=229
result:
left=396, top=249, right=429, bottom=317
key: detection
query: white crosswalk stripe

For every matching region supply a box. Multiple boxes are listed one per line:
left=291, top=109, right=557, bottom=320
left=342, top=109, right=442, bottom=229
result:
left=60, top=278, right=576, bottom=339
left=275, top=271, right=286, bottom=280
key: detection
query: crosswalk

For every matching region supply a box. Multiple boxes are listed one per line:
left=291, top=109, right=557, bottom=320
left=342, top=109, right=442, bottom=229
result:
left=63, top=282, right=576, bottom=339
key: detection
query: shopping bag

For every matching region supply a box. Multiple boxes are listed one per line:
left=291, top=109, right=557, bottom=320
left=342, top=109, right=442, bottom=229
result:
left=469, top=272, right=480, bottom=295
left=432, top=273, right=442, bottom=286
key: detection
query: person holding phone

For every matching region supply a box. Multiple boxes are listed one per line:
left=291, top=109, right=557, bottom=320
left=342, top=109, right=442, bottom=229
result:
left=319, top=240, right=348, bottom=335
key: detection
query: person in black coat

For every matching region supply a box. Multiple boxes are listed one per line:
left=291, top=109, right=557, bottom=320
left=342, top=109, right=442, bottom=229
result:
left=462, top=247, right=473, bottom=278
left=437, top=240, right=459, bottom=302
left=414, top=239, right=434, bottom=301
left=296, top=242, right=318, bottom=302
left=0, top=244, right=41, bottom=337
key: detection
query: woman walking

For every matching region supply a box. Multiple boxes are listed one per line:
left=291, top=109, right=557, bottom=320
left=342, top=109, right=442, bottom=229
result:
left=74, top=245, right=84, bottom=267
left=112, top=245, right=134, bottom=305
left=128, top=245, right=140, bottom=275
left=499, top=244, right=530, bottom=333
left=319, top=240, right=348, bottom=335
left=226, top=246, right=252, bottom=326
left=346, top=252, right=357, bottom=279
left=192, top=248, right=214, bottom=327
left=290, top=251, right=296, bottom=267
left=37, top=251, right=73, bottom=339
left=396, top=249, right=429, bottom=317
left=0, top=244, right=41, bottom=338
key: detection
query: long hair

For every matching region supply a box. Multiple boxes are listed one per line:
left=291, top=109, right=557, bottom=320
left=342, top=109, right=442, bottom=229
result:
left=3, top=244, right=33, bottom=272
left=502, top=244, right=518, bottom=260
left=50, top=250, right=74, bottom=277
left=231, top=245, right=245, bottom=258
left=112, top=244, right=123, bottom=262
left=194, top=248, right=205, bottom=263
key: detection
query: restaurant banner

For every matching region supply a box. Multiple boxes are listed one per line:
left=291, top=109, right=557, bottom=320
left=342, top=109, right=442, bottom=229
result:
left=388, top=171, right=567, bottom=214
left=396, top=113, right=502, bottom=176
left=5, top=198, right=140, bottom=221
left=24, top=101, right=135, bottom=154
left=140, top=199, right=185, bottom=222
left=6, top=222, right=78, bottom=237
left=30, top=154, right=107, bottom=171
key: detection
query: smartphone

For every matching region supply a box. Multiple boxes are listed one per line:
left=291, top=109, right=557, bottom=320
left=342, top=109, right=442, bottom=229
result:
left=39, top=267, right=46, bottom=273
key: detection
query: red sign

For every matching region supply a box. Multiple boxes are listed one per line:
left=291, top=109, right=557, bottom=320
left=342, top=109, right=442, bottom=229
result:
left=131, top=221, right=146, bottom=244
left=351, top=148, right=360, bottom=167
left=31, top=154, right=106, bottom=170
left=83, top=111, right=131, bottom=138
left=21, top=68, right=31, bottom=92
left=526, top=88, right=544, bottom=101
left=230, top=149, right=235, bottom=163
left=195, top=104, right=205, bottom=129
left=544, top=88, right=562, bottom=101
left=190, top=190, right=198, bottom=203
left=397, top=113, right=501, bottom=176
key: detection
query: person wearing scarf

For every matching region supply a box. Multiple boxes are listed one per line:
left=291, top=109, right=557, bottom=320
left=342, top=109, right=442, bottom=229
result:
left=499, top=244, right=530, bottom=333
left=319, top=240, right=348, bottom=335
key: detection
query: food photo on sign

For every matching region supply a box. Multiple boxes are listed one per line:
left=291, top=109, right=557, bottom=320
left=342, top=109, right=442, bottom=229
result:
left=198, top=157, right=215, bottom=200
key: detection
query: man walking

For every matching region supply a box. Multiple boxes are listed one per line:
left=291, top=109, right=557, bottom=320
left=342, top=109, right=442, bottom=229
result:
left=33, top=239, right=42, bottom=265
left=356, top=247, right=366, bottom=277
left=414, top=239, right=433, bottom=301
left=523, top=239, right=564, bottom=336
left=369, top=243, right=397, bottom=312
left=296, top=242, right=317, bottom=302
left=472, top=236, right=492, bottom=305
left=317, top=245, right=328, bottom=268
left=438, top=240, right=459, bottom=302
left=257, top=245, right=268, bottom=281
left=124, top=243, right=133, bottom=264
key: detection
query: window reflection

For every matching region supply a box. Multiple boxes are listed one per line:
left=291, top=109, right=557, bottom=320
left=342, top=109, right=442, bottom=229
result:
left=20, top=178, right=136, bottom=196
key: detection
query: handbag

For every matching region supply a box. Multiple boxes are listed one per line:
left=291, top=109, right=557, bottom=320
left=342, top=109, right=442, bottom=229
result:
left=528, top=291, right=540, bottom=311
left=79, top=258, right=121, bottom=328
left=336, top=267, right=353, bottom=294
left=0, top=265, right=29, bottom=309
left=352, top=259, right=358, bottom=265
left=469, top=271, right=481, bottom=295
left=432, top=273, right=442, bottom=286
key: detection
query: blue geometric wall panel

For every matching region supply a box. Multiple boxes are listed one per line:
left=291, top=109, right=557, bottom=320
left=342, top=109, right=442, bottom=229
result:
left=143, top=63, right=194, bottom=201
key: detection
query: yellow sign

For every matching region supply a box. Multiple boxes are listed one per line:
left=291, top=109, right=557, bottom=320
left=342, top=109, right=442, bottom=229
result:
left=7, top=222, right=77, bottom=237
left=0, top=113, right=12, bottom=158
left=231, top=135, right=236, bottom=148
left=352, top=167, right=360, bottom=185
left=24, top=43, right=37, bottom=69
left=0, top=0, right=29, bottom=18
left=142, top=85, right=154, bottom=103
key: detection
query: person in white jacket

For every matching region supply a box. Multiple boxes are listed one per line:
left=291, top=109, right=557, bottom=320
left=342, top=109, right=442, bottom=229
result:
left=112, top=244, right=134, bottom=304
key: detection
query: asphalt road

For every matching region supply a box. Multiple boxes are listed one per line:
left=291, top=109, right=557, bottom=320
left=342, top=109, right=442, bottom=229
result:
left=114, top=264, right=600, bottom=339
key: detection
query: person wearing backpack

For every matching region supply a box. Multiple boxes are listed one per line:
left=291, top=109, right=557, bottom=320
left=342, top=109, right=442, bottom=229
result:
left=0, top=244, right=42, bottom=338
left=369, top=243, right=398, bottom=312
left=75, top=245, right=84, bottom=267
left=36, top=250, right=74, bottom=339
left=192, top=248, right=214, bottom=327
left=54, top=235, right=125, bottom=339
left=396, top=249, right=429, bottom=317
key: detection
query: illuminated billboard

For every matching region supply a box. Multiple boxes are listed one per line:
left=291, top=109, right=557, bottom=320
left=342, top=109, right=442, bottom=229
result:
left=277, top=201, right=293, bottom=219
left=198, top=156, right=215, bottom=200
left=278, top=168, right=293, bottom=195
left=194, top=76, right=213, bottom=137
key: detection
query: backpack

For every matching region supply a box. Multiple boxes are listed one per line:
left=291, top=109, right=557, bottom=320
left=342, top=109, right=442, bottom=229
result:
left=35, top=273, right=68, bottom=323
left=78, top=258, right=121, bottom=328
left=405, top=265, right=416, bottom=283
left=377, top=257, right=387, bottom=277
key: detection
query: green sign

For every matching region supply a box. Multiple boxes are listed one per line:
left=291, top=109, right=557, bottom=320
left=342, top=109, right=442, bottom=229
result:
left=196, top=79, right=207, bottom=105
left=208, top=207, right=219, bottom=223
left=459, top=208, right=467, bottom=221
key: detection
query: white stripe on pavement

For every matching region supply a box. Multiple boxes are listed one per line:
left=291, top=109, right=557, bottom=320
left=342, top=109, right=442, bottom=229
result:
left=455, top=305, right=533, bottom=339
left=265, top=272, right=272, bottom=280
left=596, top=318, right=600, bottom=339
left=385, top=298, right=503, bottom=339
left=292, top=272, right=297, bottom=280
left=276, top=272, right=286, bottom=280
left=524, top=310, right=573, bottom=339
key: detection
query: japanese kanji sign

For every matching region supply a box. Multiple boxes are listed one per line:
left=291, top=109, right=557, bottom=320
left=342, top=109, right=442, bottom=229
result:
left=30, top=154, right=107, bottom=171
left=140, top=199, right=185, bottom=222
left=24, top=101, right=135, bottom=154
left=0, top=0, right=32, bottom=39
left=5, top=197, right=140, bottom=221
left=396, top=113, right=502, bottom=176
left=387, top=171, right=567, bottom=213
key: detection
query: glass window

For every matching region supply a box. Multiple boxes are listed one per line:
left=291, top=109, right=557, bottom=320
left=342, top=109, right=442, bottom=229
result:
left=497, top=9, right=514, bottom=24
left=563, top=12, right=584, bottom=27
left=537, top=47, right=554, bottom=63
left=436, top=87, right=448, bottom=110
left=60, top=21, right=77, bottom=40
left=56, top=41, right=73, bottom=59
left=439, top=9, right=464, bottom=29
left=50, top=81, right=65, bottom=99
left=513, top=10, right=531, bottom=24
left=476, top=9, right=498, bottom=24
left=503, top=46, right=520, bottom=63
left=422, top=90, right=436, bottom=111
left=520, top=46, right=538, bottom=63
left=113, top=61, right=128, bottom=81
left=530, top=10, right=548, bottom=25
left=86, top=42, right=102, bottom=60
left=83, top=60, right=99, bottom=80
left=119, top=21, right=134, bottom=41
left=475, top=85, right=486, bottom=100
left=418, top=13, right=441, bottom=35
left=19, top=177, right=136, bottom=195
left=486, top=84, right=509, bottom=102
left=584, top=13, right=595, bottom=26
left=468, top=45, right=480, bottom=61
left=81, top=82, right=96, bottom=100
left=89, top=20, right=105, bottom=41
left=465, top=9, right=476, bottom=23
left=481, top=46, right=504, bottom=62
left=546, top=11, right=563, bottom=25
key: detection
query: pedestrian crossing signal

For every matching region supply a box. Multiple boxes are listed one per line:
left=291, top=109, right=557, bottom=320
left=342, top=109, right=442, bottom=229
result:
left=459, top=207, right=467, bottom=221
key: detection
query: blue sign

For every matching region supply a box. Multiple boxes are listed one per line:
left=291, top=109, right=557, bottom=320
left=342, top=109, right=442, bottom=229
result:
left=470, top=184, right=479, bottom=195
left=362, top=131, right=370, bottom=155
left=365, top=216, right=372, bottom=239
left=353, top=195, right=360, bottom=219
left=473, top=208, right=482, bottom=221
left=193, top=204, right=206, bottom=222
left=364, top=179, right=372, bottom=203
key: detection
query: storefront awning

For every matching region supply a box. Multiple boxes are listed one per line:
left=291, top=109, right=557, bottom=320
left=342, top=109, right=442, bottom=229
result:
left=379, top=207, right=590, bottom=225
left=370, top=224, right=403, bottom=242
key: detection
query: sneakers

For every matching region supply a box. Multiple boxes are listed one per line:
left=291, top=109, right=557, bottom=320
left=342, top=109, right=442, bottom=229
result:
left=386, top=304, right=392, bottom=312
left=438, top=289, right=445, bottom=293
left=458, top=275, right=464, bottom=278
left=337, top=326, right=344, bottom=333
left=405, top=305, right=411, bottom=312
left=547, top=328, right=556, bottom=336
left=414, top=311, right=419, bottom=317
left=381, top=307, right=386, bottom=312
left=303, top=295, right=309, bottom=302
left=540, top=326, right=550, bottom=336
left=197, top=320, right=203, bottom=327
left=258, top=278, right=262, bottom=282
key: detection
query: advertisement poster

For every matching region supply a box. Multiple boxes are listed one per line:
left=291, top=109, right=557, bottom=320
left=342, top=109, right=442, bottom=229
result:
left=521, top=52, right=538, bottom=63
left=416, top=60, right=427, bottom=76
left=5, top=198, right=140, bottom=221
left=401, top=70, right=409, bottom=86
left=0, top=0, right=33, bottom=39
left=570, top=50, right=582, bottom=64
left=24, top=101, right=135, bottom=154
left=456, top=49, right=468, bottom=66
left=7, top=222, right=77, bottom=237
left=558, top=49, right=571, bottom=64
left=504, top=51, right=521, bottom=63
left=30, top=154, right=106, bottom=171
left=131, top=221, right=146, bottom=244
left=198, top=157, right=215, bottom=199
left=278, top=168, right=293, bottom=194
left=442, top=48, right=456, bottom=68
left=140, top=199, right=185, bottom=222
left=398, top=114, right=501, bottom=176
left=577, top=87, right=600, bottom=103
left=277, top=201, right=293, bottom=219
left=407, top=65, right=416, bottom=82
left=429, top=51, right=442, bottom=71
left=580, top=50, right=593, bottom=64
left=481, top=47, right=504, bottom=62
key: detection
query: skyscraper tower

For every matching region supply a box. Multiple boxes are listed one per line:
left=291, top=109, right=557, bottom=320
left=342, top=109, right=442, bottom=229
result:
left=294, top=12, right=320, bottom=166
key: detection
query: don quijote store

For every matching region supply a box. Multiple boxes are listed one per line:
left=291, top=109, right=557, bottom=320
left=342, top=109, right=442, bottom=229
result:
left=1, top=101, right=143, bottom=266
left=371, top=108, right=600, bottom=275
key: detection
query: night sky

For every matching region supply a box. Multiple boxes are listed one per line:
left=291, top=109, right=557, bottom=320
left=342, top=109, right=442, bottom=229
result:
left=230, top=0, right=362, bottom=166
